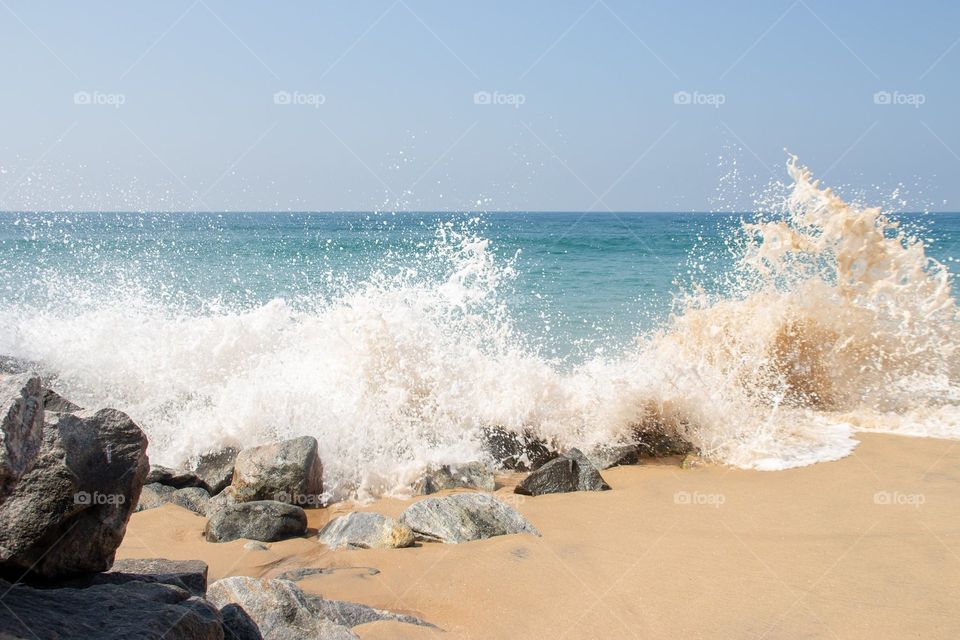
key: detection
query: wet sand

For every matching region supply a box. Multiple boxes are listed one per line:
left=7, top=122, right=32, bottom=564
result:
left=119, top=433, right=960, bottom=639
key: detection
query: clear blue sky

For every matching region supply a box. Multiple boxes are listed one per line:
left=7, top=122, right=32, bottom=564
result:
left=1, top=1, right=958, bottom=212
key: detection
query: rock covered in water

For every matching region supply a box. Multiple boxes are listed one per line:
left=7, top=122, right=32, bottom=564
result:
left=482, top=427, right=557, bottom=471
left=414, top=462, right=495, bottom=494
left=204, top=500, right=307, bottom=543
left=515, top=448, right=611, bottom=496
left=0, top=388, right=150, bottom=579
left=0, top=578, right=224, bottom=639
left=146, top=464, right=203, bottom=489
left=634, top=427, right=694, bottom=457
left=229, top=436, right=323, bottom=506
left=317, top=512, right=415, bottom=550
left=206, top=576, right=357, bottom=640
left=400, top=493, right=540, bottom=544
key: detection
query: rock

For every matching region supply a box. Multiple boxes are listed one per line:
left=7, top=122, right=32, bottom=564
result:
left=515, top=448, right=611, bottom=496
left=414, top=462, right=495, bottom=494
left=317, top=512, right=415, bottom=550
left=146, top=464, right=204, bottom=489
left=400, top=493, right=540, bottom=544
left=171, top=486, right=212, bottom=516
left=207, top=488, right=237, bottom=514
left=207, top=576, right=357, bottom=640
left=482, top=427, right=557, bottom=471
left=137, top=482, right=176, bottom=511
left=0, top=578, right=224, bottom=639
left=0, top=375, right=44, bottom=496
left=585, top=444, right=640, bottom=470
left=0, top=406, right=149, bottom=580
left=96, top=558, right=209, bottom=597
left=41, top=387, right=82, bottom=413
left=633, top=426, right=695, bottom=457
left=230, top=436, right=323, bottom=506
left=307, top=595, right=434, bottom=629
left=190, top=446, right=240, bottom=494
left=204, top=500, right=307, bottom=543
left=244, top=541, right=270, bottom=551
left=220, top=603, right=263, bottom=640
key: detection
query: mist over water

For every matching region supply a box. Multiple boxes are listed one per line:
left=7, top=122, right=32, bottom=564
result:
left=2, top=158, right=959, bottom=500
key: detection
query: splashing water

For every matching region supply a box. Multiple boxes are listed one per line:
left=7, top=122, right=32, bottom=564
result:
left=1, top=158, right=958, bottom=499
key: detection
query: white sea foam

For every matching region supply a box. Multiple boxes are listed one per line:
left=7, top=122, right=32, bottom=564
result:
left=2, top=158, right=958, bottom=499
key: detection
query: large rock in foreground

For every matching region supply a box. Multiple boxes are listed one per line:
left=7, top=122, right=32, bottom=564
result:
left=0, top=578, right=224, bottom=639
left=515, top=448, right=611, bottom=496
left=317, top=512, right=415, bottom=550
left=207, top=576, right=356, bottom=640
left=204, top=501, right=307, bottom=543
left=400, top=493, right=540, bottom=544
left=229, top=436, right=323, bottom=506
left=0, top=391, right=150, bottom=579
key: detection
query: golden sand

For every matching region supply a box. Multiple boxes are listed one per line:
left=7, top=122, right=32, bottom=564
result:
left=119, top=434, right=960, bottom=639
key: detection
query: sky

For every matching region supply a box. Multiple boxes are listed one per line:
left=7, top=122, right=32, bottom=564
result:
left=1, top=1, right=958, bottom=212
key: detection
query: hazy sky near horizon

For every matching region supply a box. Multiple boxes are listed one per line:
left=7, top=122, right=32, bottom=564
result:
left=1, top=1, right=958, bottom=212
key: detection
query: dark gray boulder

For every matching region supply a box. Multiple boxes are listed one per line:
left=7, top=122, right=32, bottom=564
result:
left=0, top=578, right=224, bottom=639
left=633, top=426, right=695, bottom=457
left=204, top=501, right=307, bottom=543
left=400, top=493, right=540, bottom=544
left=515, top=448, right=611, bottom=496
left=229, top=436, right=323, bottom=506
left=317, top=512, right=415, bottom=550
left=207, top=576, right=356, bottom=640
left=414, top=462, right=495, bottom=495
left=0, top=405, right=150, bottom=579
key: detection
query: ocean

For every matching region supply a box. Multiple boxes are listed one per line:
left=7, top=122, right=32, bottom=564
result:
left=2, top=159, right=959, bottom=500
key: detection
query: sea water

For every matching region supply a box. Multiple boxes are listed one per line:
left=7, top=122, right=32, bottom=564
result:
left=2, top=158, right=958, bottom=500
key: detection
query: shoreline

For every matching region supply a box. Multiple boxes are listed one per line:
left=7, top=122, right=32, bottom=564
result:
left=119, top=433, right=960, bottom=639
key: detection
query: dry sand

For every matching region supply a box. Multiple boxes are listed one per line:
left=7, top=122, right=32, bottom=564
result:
left=119, top=433, right=960, bottom=639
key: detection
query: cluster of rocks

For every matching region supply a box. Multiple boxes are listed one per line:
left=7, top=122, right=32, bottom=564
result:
left=0, top=373, right=435, bottom=639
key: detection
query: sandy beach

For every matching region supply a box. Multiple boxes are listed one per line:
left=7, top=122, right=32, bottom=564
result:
left=117, top=433, right=960, bottom=639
